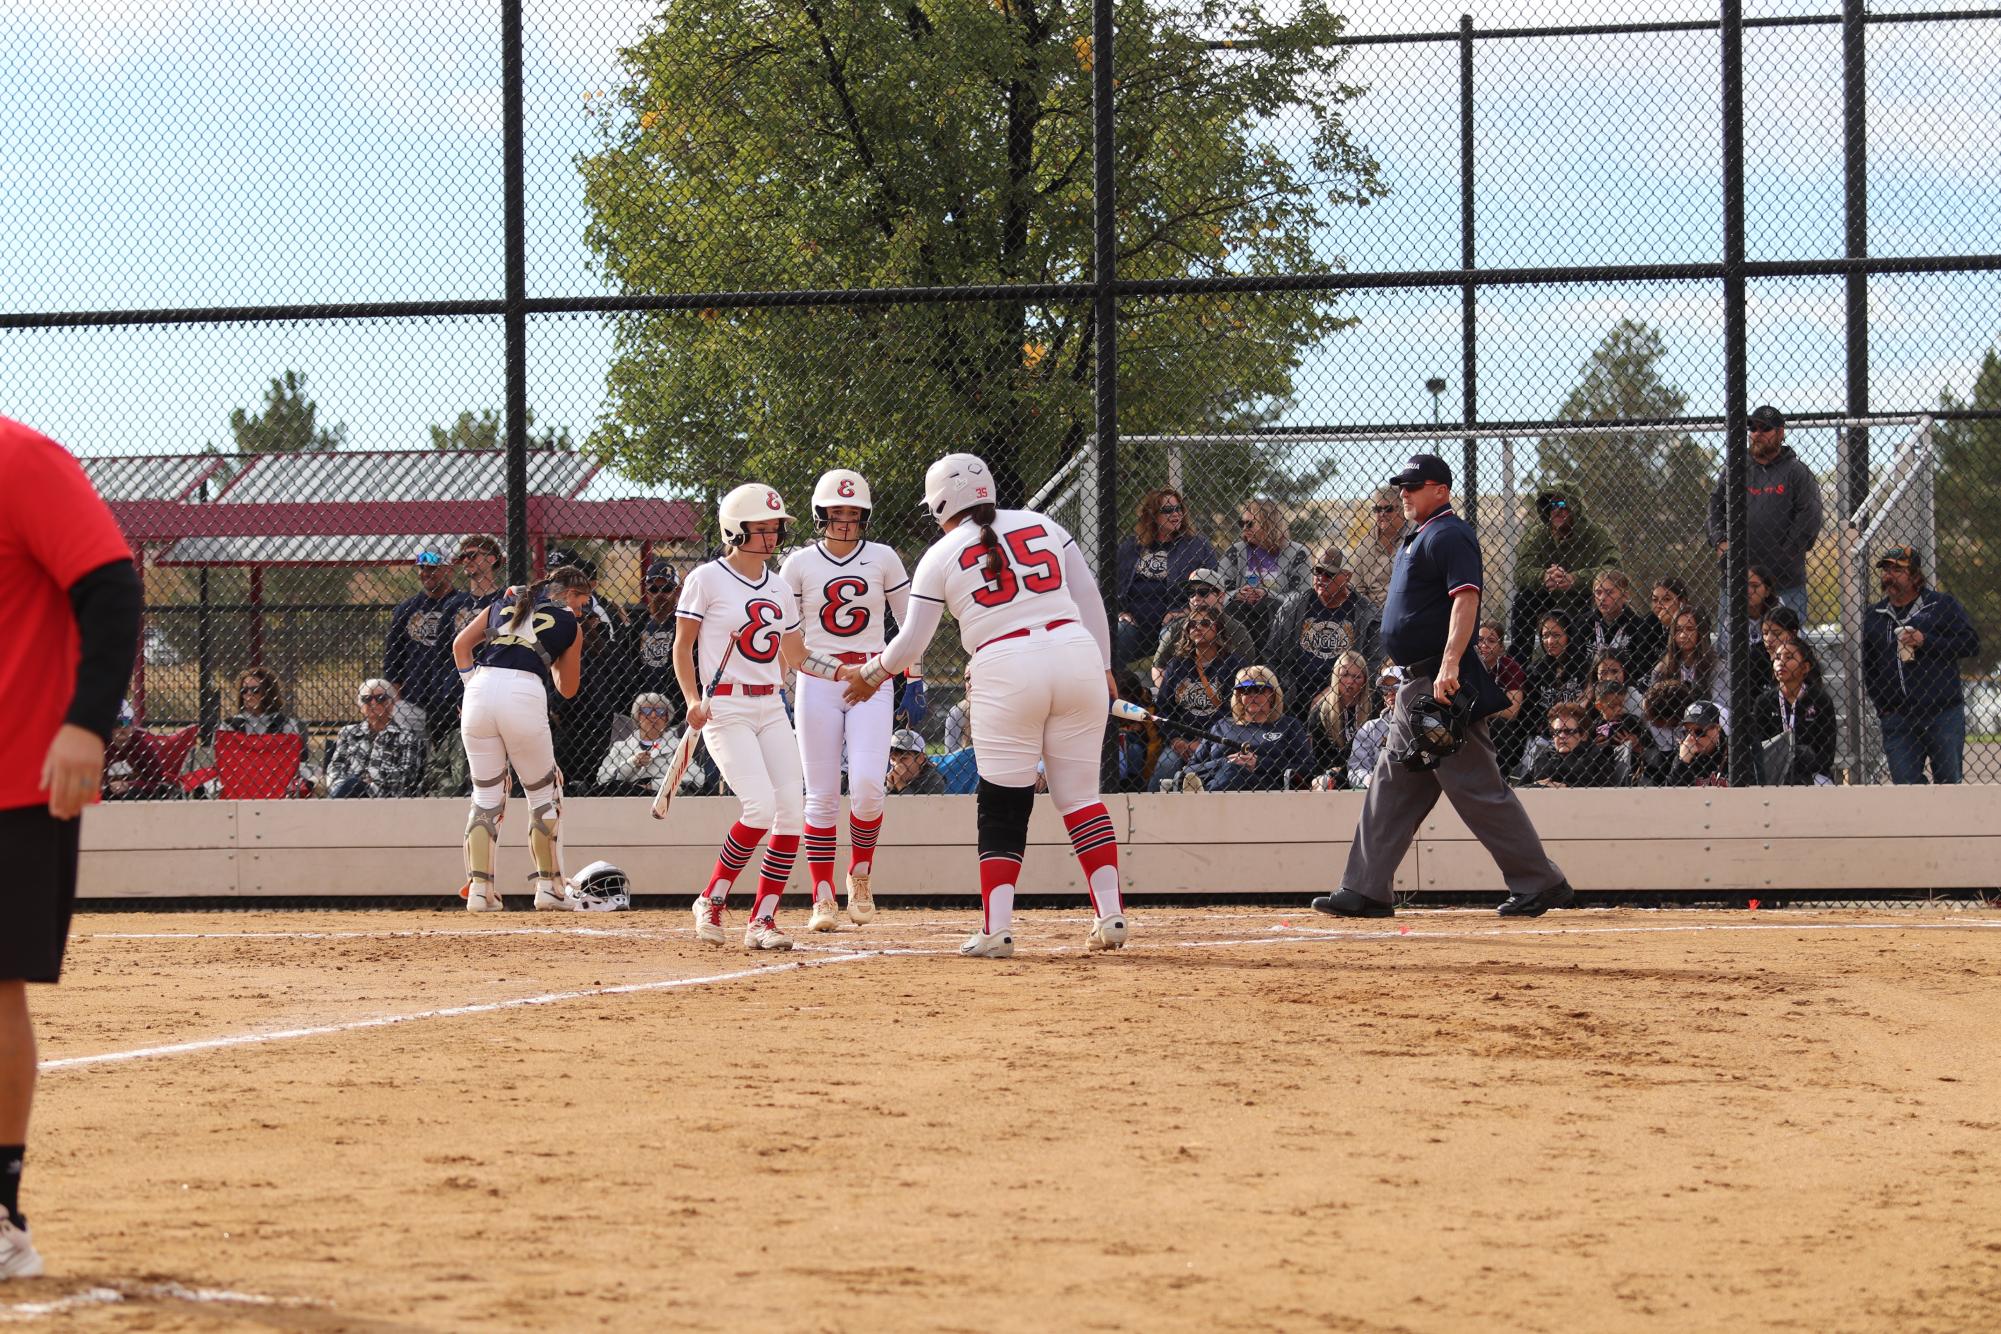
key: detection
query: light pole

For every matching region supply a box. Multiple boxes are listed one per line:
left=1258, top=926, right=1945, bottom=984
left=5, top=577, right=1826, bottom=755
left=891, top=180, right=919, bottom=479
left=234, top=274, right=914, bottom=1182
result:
left=1425, top=376, right=1446, bottom=426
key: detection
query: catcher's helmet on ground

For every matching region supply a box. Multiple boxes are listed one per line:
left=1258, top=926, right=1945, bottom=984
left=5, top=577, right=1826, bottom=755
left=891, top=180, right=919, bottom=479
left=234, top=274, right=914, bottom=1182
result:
left=567, top=860, right=631, bottom=912
left=811, top=469, right=872, bottom=533
left=718, top=483, right=792, bottom=548
left=922, top=453, right=995, bottom=524
left=1397, top=688, right=1475, bottom=773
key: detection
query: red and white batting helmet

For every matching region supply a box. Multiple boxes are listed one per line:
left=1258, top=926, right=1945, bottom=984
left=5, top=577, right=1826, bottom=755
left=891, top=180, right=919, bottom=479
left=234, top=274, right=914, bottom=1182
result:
left=922, top=453, right=995, bottom=524
left=811, top=469, right=873, bottom=533
left=718, top=482, right=793, bottom=548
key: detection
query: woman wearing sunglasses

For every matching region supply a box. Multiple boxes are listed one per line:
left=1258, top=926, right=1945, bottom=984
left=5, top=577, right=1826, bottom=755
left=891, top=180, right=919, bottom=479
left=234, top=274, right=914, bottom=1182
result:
left=594, top=692, right=706, bottom=799
left=1177, top=665, right=1312, bottom=793
left=1113, top=488, right=1218, bottom=671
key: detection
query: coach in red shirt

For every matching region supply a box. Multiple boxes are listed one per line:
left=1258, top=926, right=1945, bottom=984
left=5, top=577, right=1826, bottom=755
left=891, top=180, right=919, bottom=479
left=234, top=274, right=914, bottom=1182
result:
left=0, top=417, right=142, bottom=1281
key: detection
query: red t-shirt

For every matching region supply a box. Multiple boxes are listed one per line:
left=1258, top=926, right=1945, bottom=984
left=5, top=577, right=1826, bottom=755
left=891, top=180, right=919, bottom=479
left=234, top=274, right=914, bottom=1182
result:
left=1, top=418, right=133, bottom=810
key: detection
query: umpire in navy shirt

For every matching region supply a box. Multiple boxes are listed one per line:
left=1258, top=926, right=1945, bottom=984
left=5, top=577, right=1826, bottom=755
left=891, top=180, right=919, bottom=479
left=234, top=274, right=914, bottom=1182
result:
left=1312, top=455, right=1573, bottom=919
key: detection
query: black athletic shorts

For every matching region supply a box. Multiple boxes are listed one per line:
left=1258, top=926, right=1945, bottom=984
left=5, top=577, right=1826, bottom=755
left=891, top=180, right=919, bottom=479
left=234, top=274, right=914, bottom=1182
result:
left=2, top=805, right=81, bottom=983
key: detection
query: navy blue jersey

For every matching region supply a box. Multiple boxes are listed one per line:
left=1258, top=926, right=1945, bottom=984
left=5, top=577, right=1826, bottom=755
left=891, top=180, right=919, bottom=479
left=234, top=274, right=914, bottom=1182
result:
left=1380, top=506, right=1506, bottom=720
left=474, top=598, right=580, bottom=690
left=384, top=589, right=470, bottom=713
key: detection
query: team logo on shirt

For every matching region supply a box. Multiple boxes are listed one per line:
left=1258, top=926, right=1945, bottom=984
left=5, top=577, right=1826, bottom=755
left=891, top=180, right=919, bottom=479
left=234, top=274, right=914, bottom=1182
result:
left=820, top=577, right=871, bottom=637
left=1136, top=550, right=1169, bottom=580
left=408, top=609, right=446, bottom=646
left=640, top=627, right=675, bottom=668
left=1299, top=616, right=1356, bottom=659
left=736, top=599, right=785, bottom=663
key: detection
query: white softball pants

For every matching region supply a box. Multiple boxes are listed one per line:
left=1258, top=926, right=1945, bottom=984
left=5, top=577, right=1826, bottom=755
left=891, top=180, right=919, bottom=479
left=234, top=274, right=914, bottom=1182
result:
left=794, top=672, right=893, bottom=827
left=969, top=623, right=1109, bottom=815
left=461, top=667, right=559, bottom=806
left=703, top=692, right=804, bottom=835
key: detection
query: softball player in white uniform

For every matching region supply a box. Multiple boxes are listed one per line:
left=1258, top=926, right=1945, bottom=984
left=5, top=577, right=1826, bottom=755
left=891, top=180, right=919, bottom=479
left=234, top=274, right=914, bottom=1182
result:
left=678, top=483, right=867, bottom=951
left=780, top=469, right=918, bottom=931
left=450, top=565, right=594, bottom=913
left=845, top=453, right=1127, bottom=957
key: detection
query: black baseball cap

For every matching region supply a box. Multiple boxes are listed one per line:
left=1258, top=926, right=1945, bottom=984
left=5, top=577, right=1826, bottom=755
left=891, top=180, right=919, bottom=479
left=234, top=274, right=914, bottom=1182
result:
left=645, top=559, right=679, bottom=585
left=1875, top=544, right=1921, bottom=573
left=1681, top=700, right=1724, bottom=729
left=1387, top=453, right=1452, bottom=489
left=1748, top=405, right=1785, bottom=431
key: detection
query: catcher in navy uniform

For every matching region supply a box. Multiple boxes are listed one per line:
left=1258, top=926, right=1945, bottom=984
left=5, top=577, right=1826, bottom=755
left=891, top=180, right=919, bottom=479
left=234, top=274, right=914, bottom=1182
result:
left=1312, top=454, right=1572, bottom=919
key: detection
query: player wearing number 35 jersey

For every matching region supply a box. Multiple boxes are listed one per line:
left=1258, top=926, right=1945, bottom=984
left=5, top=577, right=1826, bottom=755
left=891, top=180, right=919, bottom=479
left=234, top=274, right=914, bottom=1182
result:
left=780, top=470, right=915, bottom=932
left=844, top=453, right=1127, bottom=958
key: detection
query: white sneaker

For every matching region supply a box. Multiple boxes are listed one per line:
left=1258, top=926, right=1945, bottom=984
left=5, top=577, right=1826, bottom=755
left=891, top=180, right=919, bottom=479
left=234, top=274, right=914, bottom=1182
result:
left=743, top=917, right=794, bottom=952
left=532, top=879, right=572, bottom=912
left=846, top=872, right=876, bottom=923
left=465, top=880, right=505, bottom=912
left=1087, top=915, right=1128, bottom=952
left=959, top=930, right=1015, bottom=959
left=0, top=1216, right=43, bottom=1281
left=806, top=897, right=843, bottom=933
left=693, top=895, right=728, bottom=946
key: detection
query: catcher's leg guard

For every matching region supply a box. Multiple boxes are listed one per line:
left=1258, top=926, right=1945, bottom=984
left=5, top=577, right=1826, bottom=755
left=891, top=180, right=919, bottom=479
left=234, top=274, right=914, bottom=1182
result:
left=464, top=766, right=507, bottom=892
left=974, top=779, right=1035, bottom=935
left=523, top=766, right=563, bottom=883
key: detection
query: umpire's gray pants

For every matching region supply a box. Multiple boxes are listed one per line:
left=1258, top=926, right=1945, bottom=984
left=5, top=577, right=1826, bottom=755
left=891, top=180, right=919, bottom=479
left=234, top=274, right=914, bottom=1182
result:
left=1342, top=674, right=1565, bottom=904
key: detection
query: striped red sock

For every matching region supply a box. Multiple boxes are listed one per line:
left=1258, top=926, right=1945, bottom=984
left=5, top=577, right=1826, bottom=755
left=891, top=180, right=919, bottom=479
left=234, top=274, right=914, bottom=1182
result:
left=750, top=834, right=799, bottom=922
left=1062, top=803, right=1122, bottom=918
left=707, top=821, right=766, bottom=904
left=803, top=823, right=838, bottom=903
left=848, top=812, right=883, bottom=877
left=979, top=852, right=1021, bottom=935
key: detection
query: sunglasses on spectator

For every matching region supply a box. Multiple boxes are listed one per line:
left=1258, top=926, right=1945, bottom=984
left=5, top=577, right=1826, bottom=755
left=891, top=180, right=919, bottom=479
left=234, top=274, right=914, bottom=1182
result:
left=1158, top=504, right=1183, bottom=514
left=1189, top=618, right=1217, bottom=629
left=1551, top=725, right=1583, bottom=735
left=1681, top=724, right=1714, bottom=736
left=361, top=694, right=392, bottom=705
left=1234, top=681, right=1272, bottom=693
left=239, top=684, right=267, bottom=695
left=637, top=706, right=669, bottom=717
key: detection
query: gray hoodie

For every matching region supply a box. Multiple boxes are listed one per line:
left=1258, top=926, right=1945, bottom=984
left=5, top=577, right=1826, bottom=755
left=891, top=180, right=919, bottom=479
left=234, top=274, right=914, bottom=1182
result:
left=1706, top=445, right=1822, bottom=591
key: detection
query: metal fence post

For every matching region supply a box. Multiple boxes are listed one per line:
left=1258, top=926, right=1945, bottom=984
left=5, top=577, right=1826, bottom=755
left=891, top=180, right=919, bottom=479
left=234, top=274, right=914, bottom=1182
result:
left=1722, top=0, right=1755, bottom=784
left=502, top=0, right=530, bottom=586
left=1459, top=14, right=1478, bottom=527
left=1843, top=0, right=1870, bottom=518
left=1093, top=0, right=1119, bottom=593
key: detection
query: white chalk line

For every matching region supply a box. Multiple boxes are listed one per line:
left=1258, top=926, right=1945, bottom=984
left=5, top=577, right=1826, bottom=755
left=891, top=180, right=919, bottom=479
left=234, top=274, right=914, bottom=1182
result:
left=46, top=916, right=1999, bottom=1071
left=0, top=1280, right=319, bottom=1322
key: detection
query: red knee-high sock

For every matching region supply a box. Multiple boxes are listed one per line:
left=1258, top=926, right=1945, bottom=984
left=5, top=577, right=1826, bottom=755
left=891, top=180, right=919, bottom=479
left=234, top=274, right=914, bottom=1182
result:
left=848, top=812, right=883, bottom=877
left=706, top=821, right=766, bottom=904
left=1063, top=803, right=1122, bottom=918
left=750, top=834, right=799, bottom=923
left=803, top=823, right=838, bottom=903
left=979, top=853, right=1021, bottom=935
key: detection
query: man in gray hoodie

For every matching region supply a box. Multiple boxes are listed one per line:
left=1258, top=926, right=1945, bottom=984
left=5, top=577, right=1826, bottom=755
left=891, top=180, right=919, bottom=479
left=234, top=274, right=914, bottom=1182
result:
left=1706, top=405, right=1821, bottom=618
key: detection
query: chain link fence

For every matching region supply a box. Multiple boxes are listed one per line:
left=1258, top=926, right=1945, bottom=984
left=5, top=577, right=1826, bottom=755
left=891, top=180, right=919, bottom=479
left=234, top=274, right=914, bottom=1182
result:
left=3, top=0, right=1997, bottom=802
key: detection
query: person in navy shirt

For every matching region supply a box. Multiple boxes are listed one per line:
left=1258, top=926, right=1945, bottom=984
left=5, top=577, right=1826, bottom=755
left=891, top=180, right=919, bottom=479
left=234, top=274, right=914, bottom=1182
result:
left=383, top=549, right=471, bottom=760
left=1311, top=454, right=1572, bottom=920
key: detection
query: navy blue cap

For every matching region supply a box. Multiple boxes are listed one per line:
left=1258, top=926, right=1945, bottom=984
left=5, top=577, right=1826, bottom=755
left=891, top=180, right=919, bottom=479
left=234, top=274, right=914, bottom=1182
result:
left=1387, top=453, right=1452, bottom=489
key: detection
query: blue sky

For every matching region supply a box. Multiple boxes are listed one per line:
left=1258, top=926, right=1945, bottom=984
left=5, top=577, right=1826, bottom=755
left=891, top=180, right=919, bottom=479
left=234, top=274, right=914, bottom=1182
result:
left=0, top=0, right=1994, bottom=497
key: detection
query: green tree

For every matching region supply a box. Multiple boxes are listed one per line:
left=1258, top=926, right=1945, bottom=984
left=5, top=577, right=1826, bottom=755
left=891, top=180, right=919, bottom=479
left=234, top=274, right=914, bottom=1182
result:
left=579, top=0, right=1384, bottom=548
left=1934, top=348, right=2001, bottom=674
left=428, top=409, right=574, bottom=453
left=1535, top=320, right=1718, bottom=605
left=229, top=370, right=346, bottom=454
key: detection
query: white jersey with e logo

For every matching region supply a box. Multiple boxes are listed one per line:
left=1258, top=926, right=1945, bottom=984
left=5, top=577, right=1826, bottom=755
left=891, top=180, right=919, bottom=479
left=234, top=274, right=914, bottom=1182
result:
left=675, top=559, right=802, bottom=690
left=778, top=540, right=912, bottom=657
left=910, top=509, right=1088, bottom=655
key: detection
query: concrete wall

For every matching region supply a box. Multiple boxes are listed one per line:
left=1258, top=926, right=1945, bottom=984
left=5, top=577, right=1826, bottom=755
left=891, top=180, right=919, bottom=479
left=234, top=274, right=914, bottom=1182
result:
left=77, top=789, right=2000, bottom=899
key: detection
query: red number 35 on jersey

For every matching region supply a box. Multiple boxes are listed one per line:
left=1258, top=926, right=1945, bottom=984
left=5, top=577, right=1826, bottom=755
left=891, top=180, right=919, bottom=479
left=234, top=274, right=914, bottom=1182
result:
left=735, top=599, right=785, bottom=662
left=959, top=524, right=1063, bottom=607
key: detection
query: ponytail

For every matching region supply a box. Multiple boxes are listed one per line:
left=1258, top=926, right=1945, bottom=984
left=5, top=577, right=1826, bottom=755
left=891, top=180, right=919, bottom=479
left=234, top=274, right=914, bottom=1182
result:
left=967, top=502, right=1003, bottom=581
left=502, top=564, right=589, bottom=634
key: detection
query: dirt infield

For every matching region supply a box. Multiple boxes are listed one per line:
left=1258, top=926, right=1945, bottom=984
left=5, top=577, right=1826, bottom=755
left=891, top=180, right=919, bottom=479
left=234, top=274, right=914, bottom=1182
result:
left=11, top=906, right=2000, bottom=1331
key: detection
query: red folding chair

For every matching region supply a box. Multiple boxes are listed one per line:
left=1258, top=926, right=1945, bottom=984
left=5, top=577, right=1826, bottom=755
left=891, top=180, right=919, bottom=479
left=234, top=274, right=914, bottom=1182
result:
left=153, top=725, right=199, bottom=790
left=212, top=731, right=306, bottom=800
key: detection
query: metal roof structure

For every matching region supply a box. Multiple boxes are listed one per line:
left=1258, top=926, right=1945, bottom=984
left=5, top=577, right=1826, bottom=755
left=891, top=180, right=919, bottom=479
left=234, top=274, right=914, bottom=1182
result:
left=78, top=452, right=226, bottom=503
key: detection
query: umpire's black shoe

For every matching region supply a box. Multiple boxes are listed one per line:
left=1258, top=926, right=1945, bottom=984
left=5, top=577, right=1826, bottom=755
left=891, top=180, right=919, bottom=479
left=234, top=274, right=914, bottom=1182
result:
left=1496, top=881, right=1575, bottom=918
left=1310, top=888, right=1394, bottom=919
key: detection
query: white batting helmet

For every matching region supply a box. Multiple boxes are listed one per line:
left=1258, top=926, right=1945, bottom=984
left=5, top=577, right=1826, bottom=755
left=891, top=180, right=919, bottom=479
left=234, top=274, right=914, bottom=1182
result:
left=717, top=482, right=793, bottom=547
left=811, top=469, right=873, bottom=533
left=922, top=453, right=996, bottom=524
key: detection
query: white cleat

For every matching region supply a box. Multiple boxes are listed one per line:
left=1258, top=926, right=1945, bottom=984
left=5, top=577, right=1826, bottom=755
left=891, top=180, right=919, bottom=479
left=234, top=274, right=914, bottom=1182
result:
left=693, top=895, right=728, bottom=946
left=806, top=897, right=843, bottom=933
left=845, top=872, right=876, bottom=923
left=0, top=1216, right=44, bottom=1281
left=532, top=879, right=573, bottom=912
left=1087, top=915, right=1129, bottom=952
left=959, top=930, right=1015, bottom=959
left=465, top=880, right=506, bottom=912
left=743, top=917, right=794, bottom=952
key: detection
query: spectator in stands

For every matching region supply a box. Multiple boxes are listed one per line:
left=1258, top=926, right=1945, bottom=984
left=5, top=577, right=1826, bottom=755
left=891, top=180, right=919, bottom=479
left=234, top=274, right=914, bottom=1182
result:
left=1114, top=488, right=1218, bottom=670
left=1306, top=649, right=1378, bottom=784
left=326, top=679, right=428, bottom=798
left=1111, top=672, right=1163, bottom=794
left=1654, top=608, right=1728, bottom=715
left=1589, top=649, right=1647, bottom=718
left=103, top=701, right=173, bottom=800
left=618, top=560, right=687, bottom=727
left=942, top=672, right=972, bottom=754
left=1150, top=611, right=1246, bottom=789
left=1522, top=610, right=1591, bottom=723
left=1265, top=545, right=1381, bottom=717
left=1179, top=665, right=1313, bottom=793
left=1708, top=405, right=1821, bottom=619
left=1721, top=563, right=1781, bottom=661
left=1153, top=569, right=1257, bottom=678
left=1661, top=699, right=1730, bottom=786
left=1509, top=477, right=1620, bottom=659
left=216, top=667, right=315, bottom=791
left=1219, top=498, right=1313, bottom=646
left=1649, top=577, right=1690, bottom=642
left=1476, top=618, right=1531, bottom=773
left=594, top=692, right=687, bottom=797
left=886, top=728, right=948, bottom=796
left=383, top=549, right=470, bottom=763
left=1519, top=700, right=1618, bottom=788
left=1587, top=679, right=1647, bottom=781
left=453, top=534, right=507, bottom=612
left=545, top=548, right=623, bottom=794
left=1861, top=544, right=1982, bottom=784
left=1750, top=639, right=1839, bottom=785
left=1583, top=568, right=1665, bottom=675
left=1761, top=604, right=1803, bottom=664
left=1346, top=487, right=1404, bottom=609
left=1330, top=666, right=1403, bottom=790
